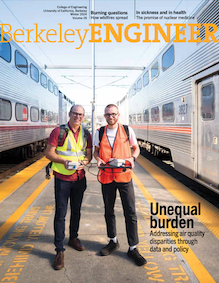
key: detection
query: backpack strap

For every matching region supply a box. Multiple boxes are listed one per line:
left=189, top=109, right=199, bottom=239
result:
left=123, top=125, right=129, bottom=142
left=82, top=127, right=89, bottom=151
left=58, top=124, right=69, bottom=146
left=83, top=127, right=89, bottom=143
left=99, top=126, right=105, bottom=145
left=45, top=124, right=68, bottom=179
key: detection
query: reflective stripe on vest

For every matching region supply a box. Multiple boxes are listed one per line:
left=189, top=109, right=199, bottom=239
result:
left=98, top=124, right=132, bottom=184
left=51, top=125, right=86, bottom=175
left=56, top=150, right=85, bottom=156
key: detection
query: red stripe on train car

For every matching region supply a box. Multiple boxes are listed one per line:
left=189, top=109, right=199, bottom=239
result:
left=0, top=125, right=56, bottom=131
left=131, top=125, right=191, bottom=134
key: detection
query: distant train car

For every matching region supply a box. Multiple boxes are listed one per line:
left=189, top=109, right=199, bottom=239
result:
left=59, top=91, right=74, bottom=125
left=0, top=29, right=73, bottom=159
left=121, top=0, right=219, bottom=193
left=117, top=95, right=129, bottom=125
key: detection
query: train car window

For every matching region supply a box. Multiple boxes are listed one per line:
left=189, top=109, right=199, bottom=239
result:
left=48, top=80, right=54, bottom=93
left=0, top=35, right=11, bottom=63
left=40, top=73, right=47, bottom=89
left=41, top=109, right=47, bottom=122
left=30, top=107, right=39, bottom=122
left=151, top=106, right=160, bottom=122
left=133, top=114, right=136, bottom=123
left=137, top=79, right=142, bottom=92
left=162, top=45, right=174, bottom=71
left=143, top=109, right=149, bottom=122
left=143, top=71, right=149, bottom=87
left=48, top=111, right=53, bottom=122
left=15, top=51, right=28, bottom=74
left=133, top=84, right=136, bottom=96
left=15, top=103, right=28, bottom=121
left=54, top=86, right=58, bottom=96
left=129, top=114, right=132, bottom=123
left=0, top=98, right=11, bottom=120
left=201, top=83, right=215, bottom=120
left=151, top=62, right=159, bottom=80
left=53, top=113, right=58, bottom=123
left=137, top=113, right=142, bottom=123
left=30, top=64, right=39, bottom=83
left=162, top=102, right=175, bottom=122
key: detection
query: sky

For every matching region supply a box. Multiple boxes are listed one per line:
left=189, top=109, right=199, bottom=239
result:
left=0, top=0, right=203, bottom=115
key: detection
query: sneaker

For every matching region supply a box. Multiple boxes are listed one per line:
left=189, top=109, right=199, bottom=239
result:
left=127, top=248, right=147, bottom=266
left=68, top=238, right=85, bottom=251
left=100, top=240, right=120, bottom=256
left=53, top=251, right=64, bottom=270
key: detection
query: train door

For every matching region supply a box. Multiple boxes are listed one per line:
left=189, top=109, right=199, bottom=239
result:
left=196, top=75, right=219, bottom=187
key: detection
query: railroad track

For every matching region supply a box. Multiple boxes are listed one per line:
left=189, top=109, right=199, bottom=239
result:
left=0, top=152, right=45, bottom=183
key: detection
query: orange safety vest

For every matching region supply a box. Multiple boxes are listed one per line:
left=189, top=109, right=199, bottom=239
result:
left=98, top=124, right=132, bottom=184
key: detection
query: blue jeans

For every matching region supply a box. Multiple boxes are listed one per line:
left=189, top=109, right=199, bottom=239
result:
left=54, top=177, right=87, bottom=252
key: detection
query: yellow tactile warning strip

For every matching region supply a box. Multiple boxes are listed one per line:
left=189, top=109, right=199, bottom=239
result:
left=136, top=154, right=219, bottom=240
left=133, top=173, right=216, bottom=283
left=0, top=157, right=50, bottom=203
left=0, top=177, right=53, bottom=241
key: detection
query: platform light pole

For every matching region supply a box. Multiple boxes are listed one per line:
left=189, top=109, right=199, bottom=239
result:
left=91, top=0, right=96, bottom=146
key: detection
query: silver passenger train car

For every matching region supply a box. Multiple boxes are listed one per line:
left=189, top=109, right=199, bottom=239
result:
left=0, top=29, right=73, bottom=159
left=120, top=0, right=219, bottom=193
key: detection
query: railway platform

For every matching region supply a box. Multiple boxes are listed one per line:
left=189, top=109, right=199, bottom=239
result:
left=0, top=155, right=218, bottom=283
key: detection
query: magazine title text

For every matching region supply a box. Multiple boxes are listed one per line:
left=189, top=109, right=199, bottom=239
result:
left=150, top=202, right=201, bottom=229
left=1, top=23, right=218, bottom=49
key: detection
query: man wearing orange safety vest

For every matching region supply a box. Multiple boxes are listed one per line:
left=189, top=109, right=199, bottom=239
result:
left=94, top=104, right=146, bottom=266
left=46, top=105, right=92, bottom=270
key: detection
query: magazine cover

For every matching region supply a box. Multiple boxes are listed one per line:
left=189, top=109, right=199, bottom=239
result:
left=0, top=0, right=219, bottom=282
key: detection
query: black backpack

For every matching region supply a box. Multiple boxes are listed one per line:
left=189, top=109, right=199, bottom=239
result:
left=45, top=125, right=89, bottom=179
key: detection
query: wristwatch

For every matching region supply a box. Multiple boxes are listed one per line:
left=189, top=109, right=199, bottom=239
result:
left=132, top=156, right=136, bottom=162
